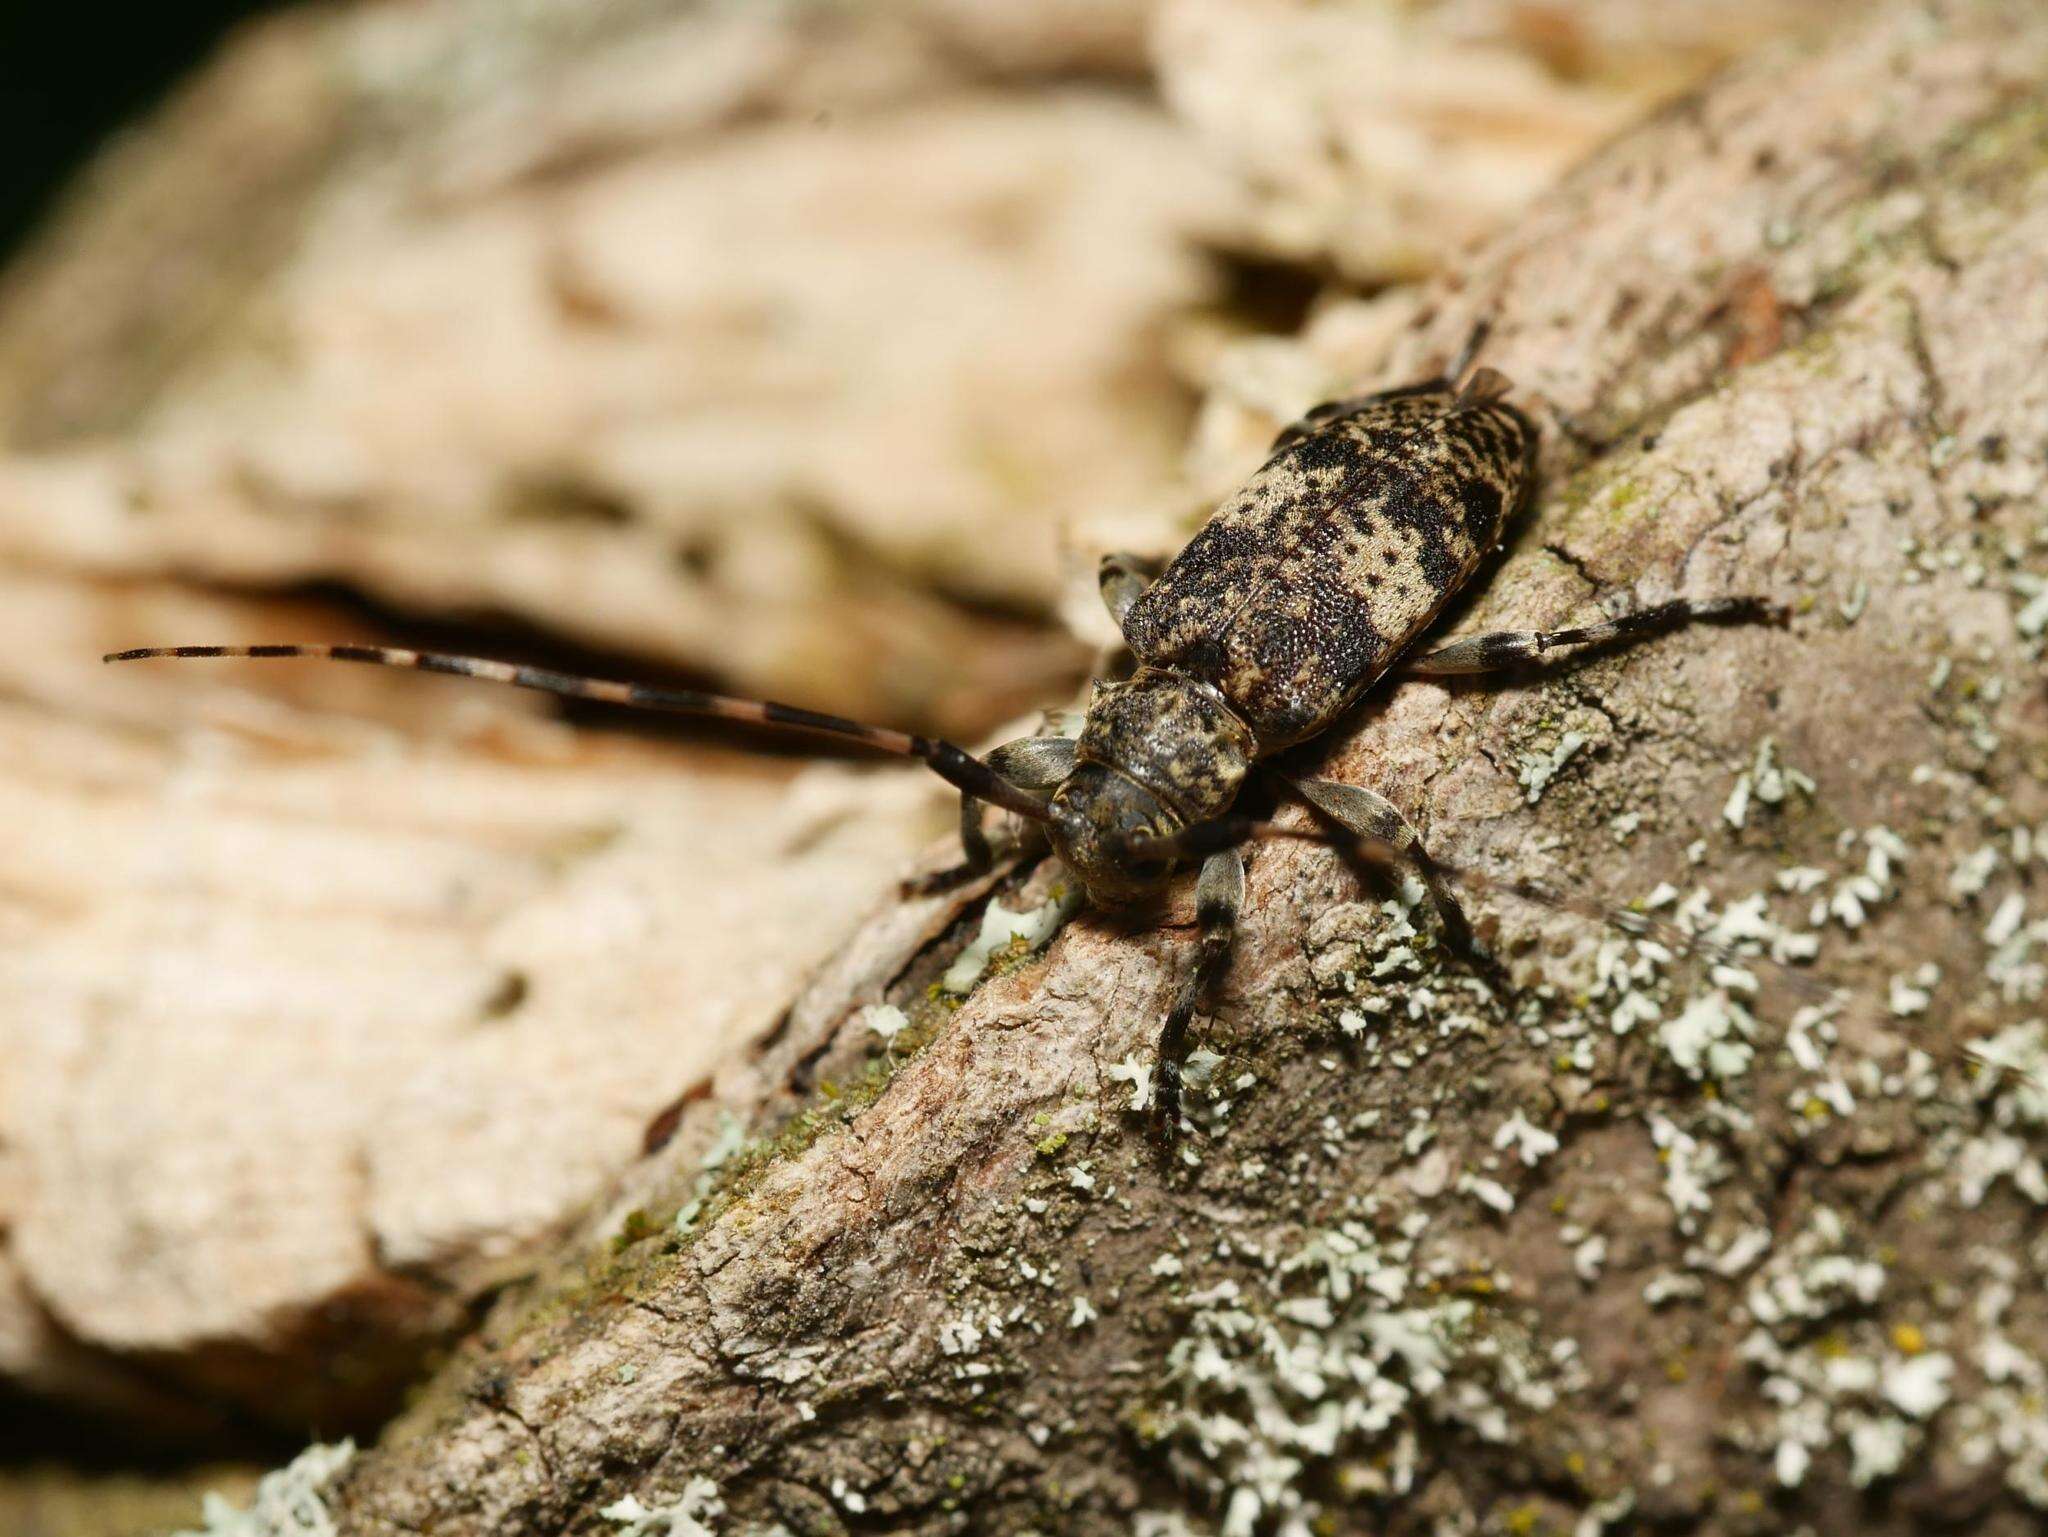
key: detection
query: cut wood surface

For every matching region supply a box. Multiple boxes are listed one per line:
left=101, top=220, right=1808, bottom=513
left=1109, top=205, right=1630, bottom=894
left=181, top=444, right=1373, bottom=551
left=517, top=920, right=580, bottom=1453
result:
left=0, top=571, right=948, bottom=1432
left=283, top=3, right=2046, bottom=1534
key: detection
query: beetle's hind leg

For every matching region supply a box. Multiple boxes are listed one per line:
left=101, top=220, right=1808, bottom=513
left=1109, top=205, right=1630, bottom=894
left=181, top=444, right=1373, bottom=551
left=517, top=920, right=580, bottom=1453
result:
left=902, top=735, right=1075, bottom=896
left=1283, top=774, right=1499, bottom=984
left=1153, top=844, right=1245, bottom=1144
left=1268, top=398, right=1365, bottom=453
left=1404, top=595, right=1785, bottom=677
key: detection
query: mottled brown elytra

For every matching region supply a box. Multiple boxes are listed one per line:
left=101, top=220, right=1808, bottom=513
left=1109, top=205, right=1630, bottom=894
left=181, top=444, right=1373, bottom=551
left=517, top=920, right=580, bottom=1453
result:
left=109, top=329, right=1782, bottom=1139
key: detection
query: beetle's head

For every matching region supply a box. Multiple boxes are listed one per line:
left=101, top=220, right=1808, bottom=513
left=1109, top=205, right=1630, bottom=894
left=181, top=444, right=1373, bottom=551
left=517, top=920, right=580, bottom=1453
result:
left=1047, top=762, right=1183, bottom=908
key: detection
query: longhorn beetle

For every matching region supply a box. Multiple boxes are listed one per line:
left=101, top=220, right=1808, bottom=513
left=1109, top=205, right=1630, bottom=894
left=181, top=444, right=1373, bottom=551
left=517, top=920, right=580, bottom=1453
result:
left=108, top=329, right=1783, bottom=1138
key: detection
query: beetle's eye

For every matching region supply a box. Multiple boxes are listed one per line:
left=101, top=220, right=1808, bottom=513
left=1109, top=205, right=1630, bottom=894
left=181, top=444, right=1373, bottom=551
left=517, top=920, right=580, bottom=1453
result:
left=1121, top=829, right=1166, bottom=859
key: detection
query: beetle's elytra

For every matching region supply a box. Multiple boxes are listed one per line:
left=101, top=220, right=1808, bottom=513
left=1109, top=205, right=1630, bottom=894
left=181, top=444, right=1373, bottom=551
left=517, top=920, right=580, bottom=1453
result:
left=108, top=336, right=1780, bottom=1139
left=1124, top=373, right=1536, bottom=749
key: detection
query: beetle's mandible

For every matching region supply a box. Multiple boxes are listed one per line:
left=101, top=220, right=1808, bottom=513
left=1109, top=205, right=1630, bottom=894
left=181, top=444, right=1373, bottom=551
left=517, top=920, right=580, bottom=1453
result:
left=108, top=333, right=1782, bottom=1139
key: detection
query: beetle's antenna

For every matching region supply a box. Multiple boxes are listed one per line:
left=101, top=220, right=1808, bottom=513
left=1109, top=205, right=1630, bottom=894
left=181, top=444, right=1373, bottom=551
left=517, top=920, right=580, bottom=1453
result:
left=1410, top=844, right=1844, bottom=1009
left=1128, top=818, right=1841, bottom=1009
left=105, top=644, right=1053, bottom=823
left=1399, top=835, right=1993, bottom=1076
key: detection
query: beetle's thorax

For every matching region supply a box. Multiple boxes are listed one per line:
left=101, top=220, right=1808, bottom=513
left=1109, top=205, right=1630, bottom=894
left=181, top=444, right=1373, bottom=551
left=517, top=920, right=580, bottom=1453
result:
left=1047, top=671, right=1257, bottom=907
left=1077, top=669, right=1257, bottom=825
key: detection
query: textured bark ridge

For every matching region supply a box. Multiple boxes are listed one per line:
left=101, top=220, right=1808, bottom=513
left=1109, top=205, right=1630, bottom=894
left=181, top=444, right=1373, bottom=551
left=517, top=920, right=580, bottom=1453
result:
left=320, top=4, right=2048, bottom=1534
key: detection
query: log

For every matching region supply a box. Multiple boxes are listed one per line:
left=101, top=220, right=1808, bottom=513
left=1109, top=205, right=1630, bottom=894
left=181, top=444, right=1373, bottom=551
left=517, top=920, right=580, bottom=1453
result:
left=0, top=0, right=1864, bottom=1443
left=305, top=3, right=2048, bottom=1534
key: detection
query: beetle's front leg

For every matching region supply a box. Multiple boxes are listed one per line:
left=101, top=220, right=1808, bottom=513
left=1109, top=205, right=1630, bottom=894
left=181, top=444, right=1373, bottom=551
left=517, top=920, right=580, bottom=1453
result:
left=902, top=736, right=1075, bottom=896
left=1153, top=844, right=1245, bottom=1143
left=1283, top=774, right=1497, bottom=981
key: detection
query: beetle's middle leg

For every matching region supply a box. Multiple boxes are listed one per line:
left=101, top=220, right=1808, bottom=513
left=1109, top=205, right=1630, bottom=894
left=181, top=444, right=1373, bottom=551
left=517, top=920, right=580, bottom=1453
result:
left=903, top=736, right=1074, bottom=896
left=1154, top=843, right=1245, bottom=1141
left=1403, top=595, right=1783, bottom=677
left=1282, top=774, right=1495, bottom=977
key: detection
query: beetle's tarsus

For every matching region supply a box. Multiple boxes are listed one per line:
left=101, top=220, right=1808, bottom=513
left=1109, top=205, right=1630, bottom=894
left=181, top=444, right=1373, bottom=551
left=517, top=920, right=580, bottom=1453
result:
left=1149, top=1063, right=1185, bottom=1155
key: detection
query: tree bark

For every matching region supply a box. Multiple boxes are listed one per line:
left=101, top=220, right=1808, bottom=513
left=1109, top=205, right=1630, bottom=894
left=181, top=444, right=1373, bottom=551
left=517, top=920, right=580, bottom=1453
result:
left=313, top=3, right=2048, bottom=1535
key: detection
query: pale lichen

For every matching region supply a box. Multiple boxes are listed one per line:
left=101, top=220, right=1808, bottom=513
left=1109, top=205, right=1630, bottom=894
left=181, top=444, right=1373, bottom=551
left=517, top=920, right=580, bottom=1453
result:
left=1151, top=1214, right=1582, bottom=1535
left=173, top=1442, right=355, bottom=1537
left=600, top=1480, right=726, bottom=1536
left=1108, top=1053, right=1157, bottom=1113
left=939, top=891, right=1081, bottom=994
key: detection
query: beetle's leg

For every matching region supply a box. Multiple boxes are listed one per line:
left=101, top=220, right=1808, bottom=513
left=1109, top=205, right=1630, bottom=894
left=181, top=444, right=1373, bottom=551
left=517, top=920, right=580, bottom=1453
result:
left=1273, top=325, right=1495, bottom=450
left=1283, top=775, right=1494, bottom=978
left=1403, top=596, right=1784, bottom=677
left=903, top=736, right=1075, bottom=896
left=907, top=791, right=1000, bottom=899
left=1098, top=552, right=1165, bottom=633
left=1154, top=843, right=1246, bottom=1143
left=1269, top=399, right=1361, bottom=453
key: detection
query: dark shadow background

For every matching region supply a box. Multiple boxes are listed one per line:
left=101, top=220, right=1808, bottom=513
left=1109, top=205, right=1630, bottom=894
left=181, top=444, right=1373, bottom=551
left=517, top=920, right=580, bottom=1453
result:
left=0, top=0, right=294, bottom=1472
left=0, top=4, right=282, bottom=261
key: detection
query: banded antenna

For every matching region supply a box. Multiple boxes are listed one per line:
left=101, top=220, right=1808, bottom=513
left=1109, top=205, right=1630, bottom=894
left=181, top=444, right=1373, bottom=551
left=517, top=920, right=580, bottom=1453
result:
left=105, top=644, right=1053, bottom=823
left=1125, top=816, right=1848, bottom=1014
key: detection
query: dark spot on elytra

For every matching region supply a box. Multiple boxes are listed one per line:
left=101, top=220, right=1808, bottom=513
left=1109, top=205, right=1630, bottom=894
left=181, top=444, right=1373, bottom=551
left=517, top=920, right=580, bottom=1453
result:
left=1456, top=475, right=1506, bottom=541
